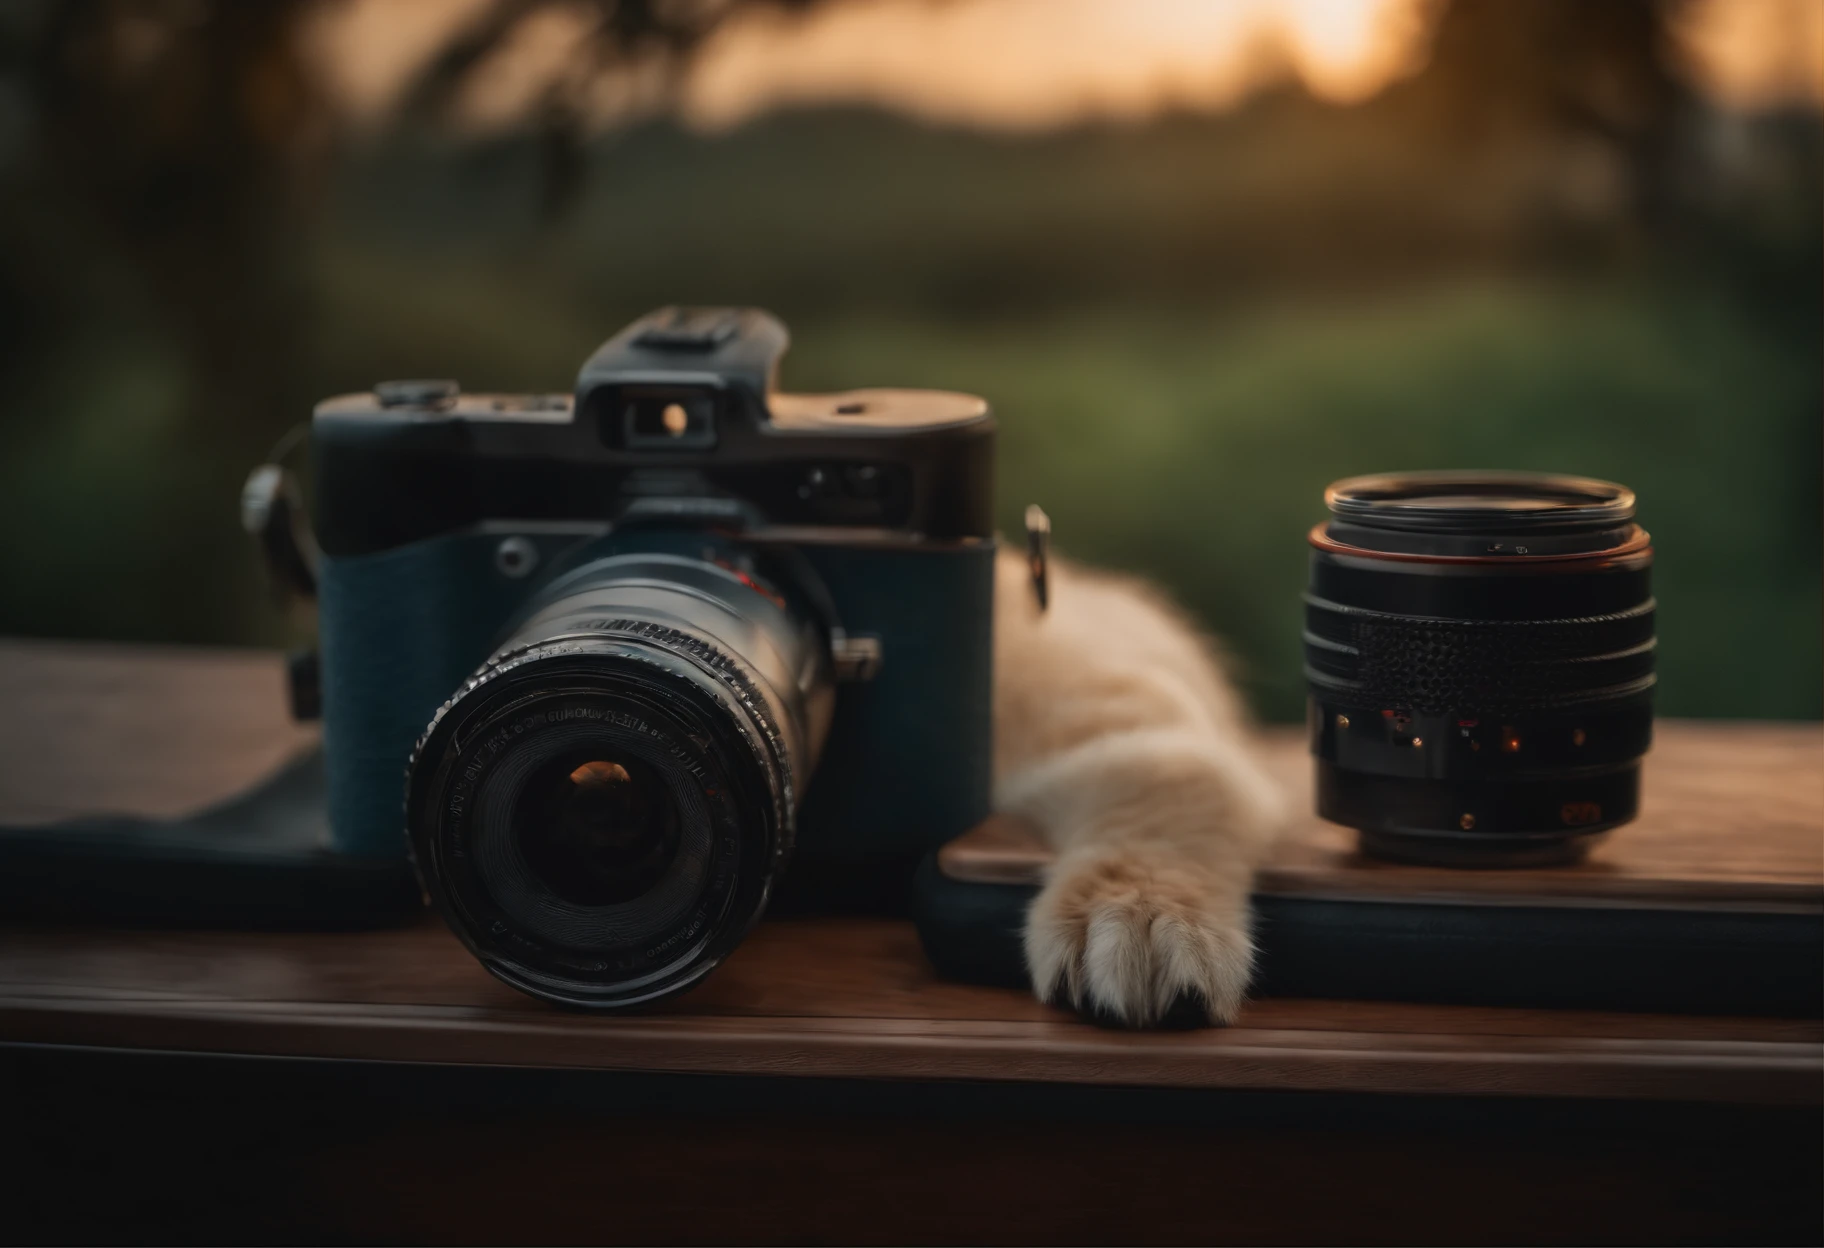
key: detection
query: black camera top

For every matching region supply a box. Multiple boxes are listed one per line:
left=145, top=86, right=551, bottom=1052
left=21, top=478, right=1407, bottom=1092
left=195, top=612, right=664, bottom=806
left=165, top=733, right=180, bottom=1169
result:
left=310, top=307, right=994, bottom=556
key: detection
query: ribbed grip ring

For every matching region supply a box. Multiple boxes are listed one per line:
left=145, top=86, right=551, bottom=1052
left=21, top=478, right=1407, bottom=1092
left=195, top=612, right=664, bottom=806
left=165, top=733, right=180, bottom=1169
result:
left=1304, top=596, right=1656, bottom=716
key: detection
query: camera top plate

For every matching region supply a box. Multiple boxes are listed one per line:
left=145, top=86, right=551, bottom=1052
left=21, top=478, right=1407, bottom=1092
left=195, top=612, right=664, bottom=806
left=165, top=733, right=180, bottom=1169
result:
left=307, top=307, right=996, bottom=555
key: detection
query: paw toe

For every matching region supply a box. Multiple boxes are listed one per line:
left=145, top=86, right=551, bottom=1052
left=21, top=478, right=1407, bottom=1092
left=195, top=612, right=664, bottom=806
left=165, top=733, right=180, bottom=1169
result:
left=1081, top=903, right=1155, bottom=1024
left=1024, top=856, right=1253, bottom=1028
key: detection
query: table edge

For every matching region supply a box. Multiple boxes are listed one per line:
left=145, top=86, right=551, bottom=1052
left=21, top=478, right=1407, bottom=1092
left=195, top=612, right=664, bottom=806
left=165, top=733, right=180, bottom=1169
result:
left=3, top=993, right=1816, bottom=1108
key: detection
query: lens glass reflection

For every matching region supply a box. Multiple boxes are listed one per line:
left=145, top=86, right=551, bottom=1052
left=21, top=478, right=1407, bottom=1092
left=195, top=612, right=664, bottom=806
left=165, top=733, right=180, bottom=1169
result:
left=514, top=751, right=681, bottom=906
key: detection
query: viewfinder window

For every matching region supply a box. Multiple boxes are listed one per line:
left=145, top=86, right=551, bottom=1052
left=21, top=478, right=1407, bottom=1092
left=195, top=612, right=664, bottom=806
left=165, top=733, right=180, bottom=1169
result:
left=618, top=387, right=719, bottom=450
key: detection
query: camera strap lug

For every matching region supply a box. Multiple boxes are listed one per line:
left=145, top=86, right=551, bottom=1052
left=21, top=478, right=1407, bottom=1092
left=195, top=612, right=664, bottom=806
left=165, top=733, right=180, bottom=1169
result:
left=242, top=454, right=319, bottom=603
left=830, top=630, right=882, bottom=682
left=1025, top=504, right=1051, bottom=612
left=243, top=426, right=324, bottom=724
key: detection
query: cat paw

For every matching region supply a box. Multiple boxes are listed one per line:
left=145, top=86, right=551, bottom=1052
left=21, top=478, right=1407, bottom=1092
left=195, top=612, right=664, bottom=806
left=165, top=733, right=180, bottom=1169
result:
left=1024, top=850, right=1253, bottom=1026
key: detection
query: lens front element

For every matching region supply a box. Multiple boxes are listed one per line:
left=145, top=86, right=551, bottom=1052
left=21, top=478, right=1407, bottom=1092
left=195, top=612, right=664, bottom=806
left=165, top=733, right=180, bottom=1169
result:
left=516, top=753, right=680, bottom=908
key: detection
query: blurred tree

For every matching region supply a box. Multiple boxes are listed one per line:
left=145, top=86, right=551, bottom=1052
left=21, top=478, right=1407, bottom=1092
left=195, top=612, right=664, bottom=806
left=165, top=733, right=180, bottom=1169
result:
left=1396, top=0, right=1697, bottom=223
left=397, top=0, right=820, bottom=222
left=0, top=0, right=1707, bottom=432
left=0, top=0, right=824, bottom=459
left=0, top=0, right=1809, bottom=719
left=1, top=0, right=322, bottom=454
left=0, top=0, right=1703, bottom=441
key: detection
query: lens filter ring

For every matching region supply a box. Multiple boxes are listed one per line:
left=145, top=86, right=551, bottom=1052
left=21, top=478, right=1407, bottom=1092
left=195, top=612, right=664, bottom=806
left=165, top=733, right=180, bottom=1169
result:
left=1319, top=471, right=1644, bottom=560
left=1326, top=470, right=1635, bottom=533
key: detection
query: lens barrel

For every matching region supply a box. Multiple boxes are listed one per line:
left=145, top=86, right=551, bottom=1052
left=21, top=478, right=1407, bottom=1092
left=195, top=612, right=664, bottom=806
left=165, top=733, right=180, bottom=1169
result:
left=1306, top=471, right=1655, bottom=867
left=408, top=553, right=831, bottom=1007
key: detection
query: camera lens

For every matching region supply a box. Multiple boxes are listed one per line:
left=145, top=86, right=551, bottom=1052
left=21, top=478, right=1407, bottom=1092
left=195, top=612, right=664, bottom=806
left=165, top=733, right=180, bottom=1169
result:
left=1306, top=471, right=1655, bottom=867
left=408, top=551, right=832, bottom=1008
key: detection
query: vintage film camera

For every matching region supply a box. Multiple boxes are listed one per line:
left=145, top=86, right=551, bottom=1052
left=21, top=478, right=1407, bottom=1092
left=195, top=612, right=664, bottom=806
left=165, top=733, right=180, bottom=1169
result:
left=310, top=308, right=996, bottom=1007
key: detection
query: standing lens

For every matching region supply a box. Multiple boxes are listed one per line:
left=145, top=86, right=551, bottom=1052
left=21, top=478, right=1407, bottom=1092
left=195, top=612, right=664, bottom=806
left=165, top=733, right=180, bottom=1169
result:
left=1306, top=471, right=1655, bottom=867
left=408, top=552, right=832, bottom=1008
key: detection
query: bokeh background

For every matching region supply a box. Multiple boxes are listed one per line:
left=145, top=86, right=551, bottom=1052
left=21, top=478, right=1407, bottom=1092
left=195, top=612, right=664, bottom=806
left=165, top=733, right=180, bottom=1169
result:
left=0, top=0, right=1817, bottom=722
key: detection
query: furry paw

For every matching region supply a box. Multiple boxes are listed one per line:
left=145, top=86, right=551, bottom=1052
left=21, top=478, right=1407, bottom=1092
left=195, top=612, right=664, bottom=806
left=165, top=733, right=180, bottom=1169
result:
left=1024, top=850, right=1254, bottom=1026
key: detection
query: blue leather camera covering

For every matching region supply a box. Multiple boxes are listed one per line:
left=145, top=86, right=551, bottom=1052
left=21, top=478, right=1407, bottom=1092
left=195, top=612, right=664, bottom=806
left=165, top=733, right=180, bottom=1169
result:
left=793, top=541, right=994, bottom=864
left=319, top=528, right=995, bottom=866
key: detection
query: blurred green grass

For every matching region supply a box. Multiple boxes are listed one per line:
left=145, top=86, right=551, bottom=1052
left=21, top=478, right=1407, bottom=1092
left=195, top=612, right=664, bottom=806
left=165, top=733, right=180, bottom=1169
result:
left=779, top=287, right=1822, bottom=720
left=1, top=106, right=1816, bottom=722
left=14, top=264, right=1811, bottom=721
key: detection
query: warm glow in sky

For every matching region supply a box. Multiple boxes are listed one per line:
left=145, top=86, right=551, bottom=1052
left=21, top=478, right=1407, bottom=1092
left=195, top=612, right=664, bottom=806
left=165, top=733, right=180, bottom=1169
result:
left=309, top=0, right=1824, bottom=133
left=682, top=0, right=1431, bottom=130
left=1676, top=0, right=1824, bottom=111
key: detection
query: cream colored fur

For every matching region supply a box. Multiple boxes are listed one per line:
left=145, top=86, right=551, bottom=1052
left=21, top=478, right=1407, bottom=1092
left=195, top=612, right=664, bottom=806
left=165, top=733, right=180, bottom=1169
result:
left=993, top=548, right=1284, bottom=1026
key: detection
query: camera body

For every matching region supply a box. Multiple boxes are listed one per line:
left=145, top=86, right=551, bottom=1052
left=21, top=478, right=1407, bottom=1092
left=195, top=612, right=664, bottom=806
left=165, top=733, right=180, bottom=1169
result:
left=312, top=309, right=995, bottom=920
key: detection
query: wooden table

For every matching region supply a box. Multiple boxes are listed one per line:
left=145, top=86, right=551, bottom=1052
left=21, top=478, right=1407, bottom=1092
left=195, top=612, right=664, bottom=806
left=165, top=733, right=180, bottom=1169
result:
left=1, top=639, right=1819, bottom=1244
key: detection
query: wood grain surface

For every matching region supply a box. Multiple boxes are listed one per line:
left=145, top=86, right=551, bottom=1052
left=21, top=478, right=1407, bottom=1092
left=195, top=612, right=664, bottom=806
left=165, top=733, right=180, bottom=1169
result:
left=0, top=638, right=1818, bottom=1106
left=943, top=723, right=1824, bottom=909
left=2, top=915, right=1819, bottom=1105
left=0, top=637, right=318, bottom=824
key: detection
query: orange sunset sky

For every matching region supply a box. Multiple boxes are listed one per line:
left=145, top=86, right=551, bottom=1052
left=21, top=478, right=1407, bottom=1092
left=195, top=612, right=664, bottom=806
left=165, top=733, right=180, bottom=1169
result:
left=308, top=0, right=1824, bottom=133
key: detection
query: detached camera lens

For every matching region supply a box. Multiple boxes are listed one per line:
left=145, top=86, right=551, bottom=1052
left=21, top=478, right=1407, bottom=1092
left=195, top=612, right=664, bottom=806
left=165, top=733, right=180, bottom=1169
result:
left=1305, top=471, right=1655, bottom=867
